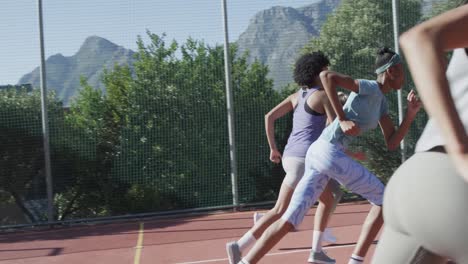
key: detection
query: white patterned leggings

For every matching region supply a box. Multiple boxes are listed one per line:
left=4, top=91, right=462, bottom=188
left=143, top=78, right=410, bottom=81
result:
left=281, top=138, right=384, bottom=228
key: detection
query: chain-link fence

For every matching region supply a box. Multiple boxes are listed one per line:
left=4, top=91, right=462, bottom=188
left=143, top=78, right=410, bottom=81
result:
left=0, top=0, right=460, bottom=227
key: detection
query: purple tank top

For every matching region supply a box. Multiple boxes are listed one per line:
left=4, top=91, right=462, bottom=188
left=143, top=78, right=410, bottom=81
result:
left=283, top=87, right=327, bottom=158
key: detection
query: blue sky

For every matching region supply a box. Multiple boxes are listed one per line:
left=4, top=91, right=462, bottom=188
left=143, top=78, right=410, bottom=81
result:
left=0, top=0, right=318, bottom=85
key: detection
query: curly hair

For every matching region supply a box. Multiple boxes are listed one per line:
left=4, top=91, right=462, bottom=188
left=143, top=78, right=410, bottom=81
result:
left=293, top=51, right=329, bottom=88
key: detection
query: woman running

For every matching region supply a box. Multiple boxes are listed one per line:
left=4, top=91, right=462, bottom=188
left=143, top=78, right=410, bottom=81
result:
left=226, top=51, right=344, bottom=264
left=235, top=47, right=421, bottom=264
left=372, top=2, right=468, bottom=263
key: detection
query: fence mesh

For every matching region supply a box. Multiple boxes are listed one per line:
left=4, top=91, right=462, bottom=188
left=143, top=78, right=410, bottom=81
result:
left=0, top=0, right=457, bottom=226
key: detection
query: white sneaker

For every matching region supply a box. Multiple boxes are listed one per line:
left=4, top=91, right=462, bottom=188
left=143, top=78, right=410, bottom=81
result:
left=322, top=228, right=337, bottom=244
left=253, top=212, right=264, bottom=224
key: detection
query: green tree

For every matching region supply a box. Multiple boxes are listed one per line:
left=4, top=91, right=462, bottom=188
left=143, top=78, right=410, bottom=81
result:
left=0, top=88, right=47, bottom=223
left=304, top=0, right=421, bottom=78
left=3, top=32, right=289, bottom=222
left=108, top=32, right=284, bottom=211
left=0, top=88, right=84, bottom=223
left=56, top=69, right=133, bottom=219
left=423, top=0, right=462, bottom=20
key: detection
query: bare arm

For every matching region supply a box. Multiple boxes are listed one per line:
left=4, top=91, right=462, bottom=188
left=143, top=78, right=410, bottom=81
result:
left=264, top=93, right=297, bottom=163
left=379, top=91, right=421, bottom=150
left=319, top=70, right=359, bottom=121
left=399, top=4, right=468, bottom=179
left=320, top=70, right=360, bottom=136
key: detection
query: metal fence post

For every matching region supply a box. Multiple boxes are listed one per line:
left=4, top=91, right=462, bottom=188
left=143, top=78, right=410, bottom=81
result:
left=221, top=0, right=239, bottom=209
left=392, top=0, right=406, bottom=162
left=37, top=0, right=55, bottom=222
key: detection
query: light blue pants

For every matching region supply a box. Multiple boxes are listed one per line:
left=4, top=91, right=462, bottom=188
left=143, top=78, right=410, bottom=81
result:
left=282, top=138, right=384, bottom=228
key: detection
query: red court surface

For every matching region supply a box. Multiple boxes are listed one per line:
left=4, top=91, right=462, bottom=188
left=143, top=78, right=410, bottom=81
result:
left=0, top=202, right=378, bottom=264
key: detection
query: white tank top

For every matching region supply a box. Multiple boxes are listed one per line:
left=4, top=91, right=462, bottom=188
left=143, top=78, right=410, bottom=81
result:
left=416, top=48, right=468, bottom=152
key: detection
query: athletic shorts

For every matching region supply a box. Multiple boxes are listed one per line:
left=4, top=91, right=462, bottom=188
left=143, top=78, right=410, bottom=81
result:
left=282, top=156, right=305, bottom=188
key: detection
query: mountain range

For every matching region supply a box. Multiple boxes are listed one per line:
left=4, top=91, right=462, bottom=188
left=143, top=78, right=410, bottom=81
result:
left=18, top=0, right=436, bottom=105
left=18, top=36, right=135, bottom=106
left=236, top=0, right=341, bottom=89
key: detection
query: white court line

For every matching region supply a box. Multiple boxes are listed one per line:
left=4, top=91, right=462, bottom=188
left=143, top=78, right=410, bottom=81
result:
left=175, top=243, right=356, bottom=264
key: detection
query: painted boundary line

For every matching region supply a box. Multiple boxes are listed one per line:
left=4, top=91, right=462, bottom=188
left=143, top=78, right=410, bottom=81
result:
left=134, top=222, right=145, bottom=264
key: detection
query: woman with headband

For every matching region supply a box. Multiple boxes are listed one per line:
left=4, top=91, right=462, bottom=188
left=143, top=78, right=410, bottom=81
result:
left=235, top=47, right=422, bottom=264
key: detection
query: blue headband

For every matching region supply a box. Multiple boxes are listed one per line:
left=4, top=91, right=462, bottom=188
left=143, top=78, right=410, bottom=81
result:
left=375, top=53, right=402, bottom=74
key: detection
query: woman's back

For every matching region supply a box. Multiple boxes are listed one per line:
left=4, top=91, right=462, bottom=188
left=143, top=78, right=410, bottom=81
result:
left=283, top=87, right=327, bottom=158
left=320, top=79, right=388, bottom=148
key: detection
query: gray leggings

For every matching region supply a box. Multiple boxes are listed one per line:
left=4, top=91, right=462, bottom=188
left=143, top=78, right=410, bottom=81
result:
left=372, top=151, right=468, bottom=264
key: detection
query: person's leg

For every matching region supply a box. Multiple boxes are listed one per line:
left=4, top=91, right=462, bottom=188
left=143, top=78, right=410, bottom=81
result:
left=315, top=179, right=343, bottom=243
left=226, top=157, right=304, bottom=264
left=314, top=180, right=339, bottom=232
left=249, top=157, right=305, bottom=239
left=241, top=164, right=330, bottom=264
left=310, top=179, right=342, bottom=256
left=349, top=205, right=383, bottom=263
left=250, top=183, right=294, bottom=237
left=226, top=183, right=295, bottom=264
left=372, top=152, right=468, bottom=264
left=328, top=178, right=344, bottom=213
left=241, top=219, right=294, bottom=264
left=311, top=142, right=384, bottom=263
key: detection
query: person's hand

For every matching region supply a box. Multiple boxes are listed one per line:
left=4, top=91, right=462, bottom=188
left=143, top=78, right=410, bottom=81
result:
left=406, top=89, right=422, bottom=117
left=270, top=149, right=282, bottom=164
left=339, top=119, right=360, bottom=136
